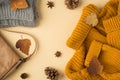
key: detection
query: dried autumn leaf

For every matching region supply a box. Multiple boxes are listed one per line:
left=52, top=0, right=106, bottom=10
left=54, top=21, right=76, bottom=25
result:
left=84, top=13, right=98, bottom=27
left=16, top=39, right=31, bottom=55
left=10, top=0, right=28, bottom=10
left=87, top=56, right=103, bottom=75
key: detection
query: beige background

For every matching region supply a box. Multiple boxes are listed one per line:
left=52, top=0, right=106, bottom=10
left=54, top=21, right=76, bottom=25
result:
left=3, top=0, right=108, bottom=80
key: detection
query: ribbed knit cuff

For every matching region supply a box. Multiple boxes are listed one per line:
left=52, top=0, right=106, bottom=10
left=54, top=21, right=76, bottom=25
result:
left=80, top=4, right=99, bottom=21
left=66, top=4, right=99, bottom=50
left=103, top=16, right=120, bottom=33
left=99, top=44, right=120, bottom=73
left=84, top=40, right=103, bottom=67
left=67, top=22, right=91, bottom=50
left=0, top=20, right=35, bottom=27
left=84, top=28, right=106, bottom=50
left=65, top=44, right=104, bottom=80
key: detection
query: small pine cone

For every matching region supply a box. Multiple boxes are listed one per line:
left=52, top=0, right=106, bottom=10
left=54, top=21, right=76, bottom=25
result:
left=44, top=67, right=59, bottom=80
left=65, top=0, right=79, bottom=9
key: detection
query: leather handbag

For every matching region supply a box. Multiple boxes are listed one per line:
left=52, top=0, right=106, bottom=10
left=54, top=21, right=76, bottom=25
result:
left=0, top=29, right=38, bottom=80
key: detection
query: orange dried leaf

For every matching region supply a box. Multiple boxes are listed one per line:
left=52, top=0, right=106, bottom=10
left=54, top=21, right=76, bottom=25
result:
left=10, top=0, right=28, bottom=10
left=87, top=56, right=103, bottom=75
left=16, top=39, right=31, bottom=55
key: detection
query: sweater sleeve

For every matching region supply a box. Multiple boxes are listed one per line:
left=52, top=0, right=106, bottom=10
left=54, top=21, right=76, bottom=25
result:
left=103, top=16, right=120, bottom=49
left=85, top=40, right=120, bottom=80
left=66, top=4, right=100, bottom=50
left=84, top=40, right=103, bottom=67
left=65, top=44, right=103, bottom=80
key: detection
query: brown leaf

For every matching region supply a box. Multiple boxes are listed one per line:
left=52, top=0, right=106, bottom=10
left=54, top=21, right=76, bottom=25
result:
left=10, top=0, right=28, bottom=10
left=87, top=56, right=103, bottom=75
left=16, top=39, right=31, bottom=55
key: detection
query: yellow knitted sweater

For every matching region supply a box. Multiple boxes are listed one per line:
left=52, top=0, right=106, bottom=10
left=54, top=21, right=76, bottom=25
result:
left=65, top=0, right=120, bottom=80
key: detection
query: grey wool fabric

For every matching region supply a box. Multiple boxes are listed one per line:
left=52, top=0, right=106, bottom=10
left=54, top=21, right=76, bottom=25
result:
left=0, top=0, right=9, bottom=4
left=0, top=0, right=39, bottom=27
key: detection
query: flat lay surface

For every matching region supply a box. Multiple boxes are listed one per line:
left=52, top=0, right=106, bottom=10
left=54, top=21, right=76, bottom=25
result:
left=1, top=0, right=109, bottom=80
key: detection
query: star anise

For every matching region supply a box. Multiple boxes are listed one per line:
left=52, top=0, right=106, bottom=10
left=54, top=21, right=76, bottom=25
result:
left=47, top=1, right=54, bottom=9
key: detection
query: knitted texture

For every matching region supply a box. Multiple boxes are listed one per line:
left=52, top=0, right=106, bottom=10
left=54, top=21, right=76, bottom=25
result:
left=100, top=0, right=120, bottom=49
left=65, top=0, right=120, bottom=80
left=66, top=4, right=107, bottom=50
left=0, top=0, right=38, bottom=27
left=0, top=0, right=4, bottom=3
left=65, top=44, right=104, bottom=80
left=85, top=40, right=120, bottom=80
left=103, top=16, right=120, bottom=49
left=85, top=40, right=120, bottom=73
left=0, top=0, right=9, bottom=4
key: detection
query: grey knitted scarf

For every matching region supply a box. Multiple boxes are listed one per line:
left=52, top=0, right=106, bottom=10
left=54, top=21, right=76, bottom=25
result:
left=0, top=0, right=9, bottom=4
left=0, top=0, right=38, bottom=27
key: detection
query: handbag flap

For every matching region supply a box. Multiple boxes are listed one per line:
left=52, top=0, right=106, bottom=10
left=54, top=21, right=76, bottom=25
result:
left=0, top=29, right=38, bottom=80
left=0, top=36, right=20, bottom=79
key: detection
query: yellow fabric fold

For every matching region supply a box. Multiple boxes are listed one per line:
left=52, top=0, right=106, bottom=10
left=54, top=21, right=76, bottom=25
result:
left=65, top=0, right=120, bottom=80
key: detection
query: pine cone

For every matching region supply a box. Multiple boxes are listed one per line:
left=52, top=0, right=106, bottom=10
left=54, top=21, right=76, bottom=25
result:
left=45, top=67, right=59, bottom=80
left=65, top=0, right=79, bottom=9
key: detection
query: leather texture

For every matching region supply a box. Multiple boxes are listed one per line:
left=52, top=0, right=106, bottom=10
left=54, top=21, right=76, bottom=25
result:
left=0, top=36, right=20, bottom=79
